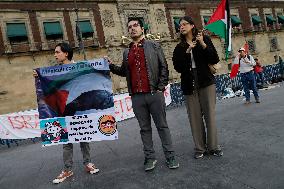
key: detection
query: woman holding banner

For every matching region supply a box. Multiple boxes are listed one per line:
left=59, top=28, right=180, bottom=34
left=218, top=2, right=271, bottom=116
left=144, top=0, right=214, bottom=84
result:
left=172, top=16, right=223, bottom=159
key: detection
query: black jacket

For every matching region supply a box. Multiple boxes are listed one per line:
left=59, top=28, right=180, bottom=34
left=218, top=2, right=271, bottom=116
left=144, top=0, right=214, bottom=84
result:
left=110, top=39, right=169, bottom=95
left=172, top=35, right=219, bottom=95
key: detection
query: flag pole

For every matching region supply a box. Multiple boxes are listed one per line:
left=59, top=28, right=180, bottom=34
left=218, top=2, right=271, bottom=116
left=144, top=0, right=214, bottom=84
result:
left=74, top=0, right=87, bottom=60
left=226, top=0, right=231, bottom=61
left=204, top=0, right=231, bottom=60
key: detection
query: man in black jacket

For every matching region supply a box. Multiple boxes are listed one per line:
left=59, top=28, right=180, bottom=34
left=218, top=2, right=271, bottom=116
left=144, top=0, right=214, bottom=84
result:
left=106, top=18, right=179, bottom=171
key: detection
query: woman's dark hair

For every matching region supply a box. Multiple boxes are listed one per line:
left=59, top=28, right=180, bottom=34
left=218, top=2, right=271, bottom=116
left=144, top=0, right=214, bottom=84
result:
left=127, top=17, right=144, bottom=28
left=179, top=16, right=199, bottom=45
left=55, top=42, right=73, bottom=61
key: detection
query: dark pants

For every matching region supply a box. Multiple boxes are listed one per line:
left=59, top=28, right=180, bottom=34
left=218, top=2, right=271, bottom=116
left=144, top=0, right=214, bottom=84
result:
left=131, top=92, right=175, bottom=160
left=63, top=142, right=91, bottom=171
left=241, top=71, right=259, bottom=101
left=255, top=72, right=265, bottom=86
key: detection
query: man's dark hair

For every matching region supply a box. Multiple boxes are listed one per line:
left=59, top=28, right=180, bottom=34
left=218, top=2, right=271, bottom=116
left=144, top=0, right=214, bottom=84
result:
left=127, top=17, right=144, bottom=28
left=55, top=42, right=73, bottom=61
left=254, top=58, right=258, bottom=61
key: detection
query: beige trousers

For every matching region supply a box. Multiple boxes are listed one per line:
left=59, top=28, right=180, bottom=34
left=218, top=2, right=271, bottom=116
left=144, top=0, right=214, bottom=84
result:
left=184, top=84, right=219, bottom=153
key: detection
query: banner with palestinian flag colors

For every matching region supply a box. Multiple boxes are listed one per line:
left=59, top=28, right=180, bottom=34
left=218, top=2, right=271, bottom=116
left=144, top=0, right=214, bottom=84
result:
left=34, top=58, right=118, bottom=146
left=205, top=0, right=231, bottom=59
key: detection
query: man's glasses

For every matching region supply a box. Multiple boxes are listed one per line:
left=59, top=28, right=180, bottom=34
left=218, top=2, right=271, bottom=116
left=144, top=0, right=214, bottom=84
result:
left=128, top=23, right=140, bottom=29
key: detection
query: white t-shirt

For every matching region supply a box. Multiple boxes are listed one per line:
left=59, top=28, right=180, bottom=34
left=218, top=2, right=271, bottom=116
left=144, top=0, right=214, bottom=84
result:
left=191, top=52, right=196, bottom=68
left=233, top=55, right=256, bottom=73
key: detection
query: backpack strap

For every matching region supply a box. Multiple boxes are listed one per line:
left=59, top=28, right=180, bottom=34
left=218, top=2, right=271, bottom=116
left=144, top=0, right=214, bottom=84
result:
left=247, top=54, right=251, bottom=61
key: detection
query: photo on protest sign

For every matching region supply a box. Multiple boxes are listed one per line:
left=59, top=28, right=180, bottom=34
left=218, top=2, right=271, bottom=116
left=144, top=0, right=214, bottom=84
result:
left=40, top=117, right=68, bottom=145
left=35, top=58, right=118, bottom=146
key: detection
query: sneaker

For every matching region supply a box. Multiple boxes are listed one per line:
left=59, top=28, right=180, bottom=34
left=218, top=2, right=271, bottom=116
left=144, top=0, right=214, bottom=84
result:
left=85, top=163, right=100, bottom=174
left=52, top=170, right=74, bottom=184
left=144, top=158, right=157, bottom=171
left=166, top=157, right=179, bottom=169
left=194, top=152, right=204, bottom=159
left=210, top=149, right=223, bottom=157
left=244, top=100, right=251, bottom=105
left=255, top=99, right=260, bottom=103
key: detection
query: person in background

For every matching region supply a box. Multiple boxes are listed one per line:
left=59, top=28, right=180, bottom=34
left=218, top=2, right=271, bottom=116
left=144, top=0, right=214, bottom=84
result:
left=232, top=48, right=260, bottom=104
left=253, top=58, right=265, bottom=88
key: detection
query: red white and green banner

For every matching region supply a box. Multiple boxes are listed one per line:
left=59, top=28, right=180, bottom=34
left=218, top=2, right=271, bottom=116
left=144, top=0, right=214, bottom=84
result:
left=205, top=0, right=231, bottom=59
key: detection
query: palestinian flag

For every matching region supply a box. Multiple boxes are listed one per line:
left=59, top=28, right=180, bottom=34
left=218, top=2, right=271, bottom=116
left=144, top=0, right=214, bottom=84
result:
left=205, top=0, right=231, bottom=59
left=35, top=60, right=114, bottom=119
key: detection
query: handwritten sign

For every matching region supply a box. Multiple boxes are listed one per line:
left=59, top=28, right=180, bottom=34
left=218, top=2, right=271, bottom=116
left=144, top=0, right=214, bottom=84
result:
left=35, top=59, right=117, bottom=146
left=0, top=110, right=40, bottom=139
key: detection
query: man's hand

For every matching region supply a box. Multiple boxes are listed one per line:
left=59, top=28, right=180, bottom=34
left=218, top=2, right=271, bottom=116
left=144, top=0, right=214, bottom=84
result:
left=244, top=56, right=251, bottom=64
left=33, top=70, right=38, bottom=77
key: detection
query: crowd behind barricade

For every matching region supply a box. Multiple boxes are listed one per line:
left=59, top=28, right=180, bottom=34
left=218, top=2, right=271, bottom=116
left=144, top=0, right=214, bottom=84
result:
left=0, top=138, right=39, bottom=149
left=169, top=58, right=284, bottom=104
left=1, top=58, right=284, bottom=149
left=215, top=59, right=284, bottom=99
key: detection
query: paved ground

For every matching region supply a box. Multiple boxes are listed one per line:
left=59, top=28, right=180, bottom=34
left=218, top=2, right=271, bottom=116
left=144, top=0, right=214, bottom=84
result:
left=0, top=83, right=284, bottom=189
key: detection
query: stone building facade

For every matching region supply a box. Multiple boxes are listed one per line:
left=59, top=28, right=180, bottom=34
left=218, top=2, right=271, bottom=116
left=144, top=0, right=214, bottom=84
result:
left=0, top=0, right=284, bottom=114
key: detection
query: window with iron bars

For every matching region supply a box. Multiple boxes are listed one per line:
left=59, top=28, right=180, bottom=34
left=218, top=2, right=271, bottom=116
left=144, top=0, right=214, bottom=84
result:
left=270, top=37, right=279, bottom=51
left=247, top=39, right=256, bottom=54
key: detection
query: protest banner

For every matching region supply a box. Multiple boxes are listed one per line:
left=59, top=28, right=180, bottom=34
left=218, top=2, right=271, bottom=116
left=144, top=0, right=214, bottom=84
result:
left=35, top=58, right=118, bottom=146
left=0, top=73, right=171, bottom=140
left=0, top=110, right=40, bottom=139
